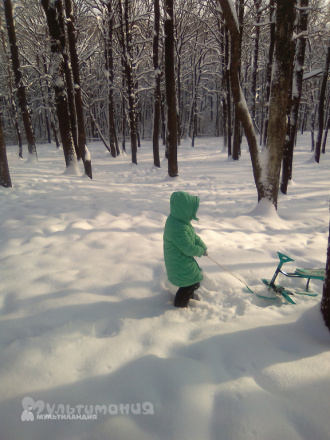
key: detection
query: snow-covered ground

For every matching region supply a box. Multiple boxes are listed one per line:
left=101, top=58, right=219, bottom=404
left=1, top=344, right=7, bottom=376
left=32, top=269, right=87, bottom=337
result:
left=1, top=134, right=329, bottom=440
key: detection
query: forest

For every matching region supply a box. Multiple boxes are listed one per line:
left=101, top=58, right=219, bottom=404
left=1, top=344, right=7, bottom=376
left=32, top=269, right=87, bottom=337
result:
left=0, top=0, right=329, bottom=182
left=1, top=3, right=330, bottom=437
left=0, top=0, right=330, bottom=324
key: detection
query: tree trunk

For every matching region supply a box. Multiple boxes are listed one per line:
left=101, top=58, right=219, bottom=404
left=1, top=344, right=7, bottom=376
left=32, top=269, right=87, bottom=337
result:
left=161, top=91, right=166, bottom=145
left=118, top=0, right=137, bottom=165
left=232, top=0, right=244, bottom=161
left=64, top=0, right=92, bottom=178
left=177, top=65, right=182, bottom=145
left=322, top=113, right=329, bottom=154
left=152, top=0, right=161, bottom=168
left=218, top=0, right=295, bottom=208
left=164, top=0, right=178, bottom=177
left=36, top=53, right=51, bottom=143
left=262, top=0, right=275, bottom=146
left=0, top=112, right=12, bottom=188
left=262, top=0, right=296, bottom=208
left=217, top=0, right=262, bottom=193
left=188, top=49, right=203, bottom=147
left=87, top=105, right=111, bottom=153
left=42, top=53, right=60, bottom=148
left=224, top=27, right=232, bottom=156
left=315, top=45, right=330, bottom=163
left=232, top=109, right=241, bottom=160
left=281, top=0, right=309, bottom=194
left=104, top=0, right=118, bottom=159
left=321, top=215, right=330, bottom=332
left=41, top=0, right=77, bottom=172
left=52, top=0, right=79, bottom=159
left=250, top=0, right=261, bottom=132
left=121, top=58, right=126, bottom=153
left=0, top=17, right=23, bottom=158
left=310, top=94, right=316, bottom=150
left=3, top=0, right=37, bottom=160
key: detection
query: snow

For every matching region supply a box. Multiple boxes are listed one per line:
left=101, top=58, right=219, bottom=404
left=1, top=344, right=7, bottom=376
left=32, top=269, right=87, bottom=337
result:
left=228, top=0, right=240, bottom=30
left=63, top=157, right=80, bottom=176
left=84, top=146, right=91, bottom=162
left=303, top=68, right=323, bottom=81
left=1, top=133, right=330, bottom=440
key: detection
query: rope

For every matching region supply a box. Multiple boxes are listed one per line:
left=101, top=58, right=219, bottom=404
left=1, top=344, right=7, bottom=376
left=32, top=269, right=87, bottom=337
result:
left=206, top=255, right=253, bottom=293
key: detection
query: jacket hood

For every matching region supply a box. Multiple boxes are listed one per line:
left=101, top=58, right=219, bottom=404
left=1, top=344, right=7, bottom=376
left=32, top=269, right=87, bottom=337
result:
left=169, top=191, right=200, bottom=223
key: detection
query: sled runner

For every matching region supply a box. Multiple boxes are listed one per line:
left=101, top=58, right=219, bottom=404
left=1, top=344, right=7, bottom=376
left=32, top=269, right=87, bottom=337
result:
left=259, top=252, right=325, bottom=304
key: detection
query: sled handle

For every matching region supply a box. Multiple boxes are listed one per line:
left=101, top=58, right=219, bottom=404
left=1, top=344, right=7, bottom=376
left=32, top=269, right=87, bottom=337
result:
left=270, top=252, right=295, bottom=286
left=277, top=252, right=294, bottom=264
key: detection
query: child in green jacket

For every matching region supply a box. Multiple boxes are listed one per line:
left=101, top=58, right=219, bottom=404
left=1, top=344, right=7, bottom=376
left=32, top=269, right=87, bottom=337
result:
left=163, top=191, right=208, bottom=307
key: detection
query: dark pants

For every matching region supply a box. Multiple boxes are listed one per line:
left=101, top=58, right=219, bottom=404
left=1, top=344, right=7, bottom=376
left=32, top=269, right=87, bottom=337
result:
left=174, top=283, right=200, bottom=308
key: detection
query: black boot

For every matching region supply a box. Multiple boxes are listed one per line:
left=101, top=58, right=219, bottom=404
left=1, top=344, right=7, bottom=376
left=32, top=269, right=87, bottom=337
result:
left=174, top=283, right=200, bottom=307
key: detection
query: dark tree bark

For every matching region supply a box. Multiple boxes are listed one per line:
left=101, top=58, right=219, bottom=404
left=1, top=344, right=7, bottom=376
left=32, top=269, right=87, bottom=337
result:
left=224, top=26, right=232, bottom=156
left=322, top=113, right=329, bottom=154
left=41, top=0, right=77, bottom=171
left=104, top=0, right=119, bottom=159
left=217, top=16, right=227, bottom=147
left=56, top=0, right=78, bottom=159
left=176, top=43, right=182, bottom=146
left=250, top=0, right=261, bottom=132
left=217, top=0, right=261, bottom=192
left=0, top=111, right=12, bottom=188
left=321, top=216, right=330, bottom=332
left=262, top=0, right=275, bottom=146
left=315, top=45, right=330, bottom=163
left=161, top=91, right=166, bottom=145
left=3, top=0, right=37, bottom=160
left=310, top=93, right=316, bottom=151
left=41, top=53, right=60, bottom=148
left=152, top=0, right=161, bottom=168
left=281, top=0, right=309, bottom=194
left=87, top=104, right=111, bottom=153
left=190, top=89, right=198, bottom=147
left=232, top=0, right=244, bottom=161
left=262, top=0, right=296, bottom=208
left=189, top=43, right=204, bottom=147
left=118, top=0, right=138, bottom=165
left=64, top=0, right=92, bottom=178
left=0, top=18, right=23, bottom=158
left=36, top=53, right=51, bottom=144
left=164, top=0, right=178, bottom=177
left=121, top=68, right=126, bottom=153
left=218, top=0, right=295, bottom=209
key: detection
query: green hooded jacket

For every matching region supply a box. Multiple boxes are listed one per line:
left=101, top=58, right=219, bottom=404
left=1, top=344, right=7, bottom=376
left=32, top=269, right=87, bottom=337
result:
left=163, top=191, right=207, bottom=287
